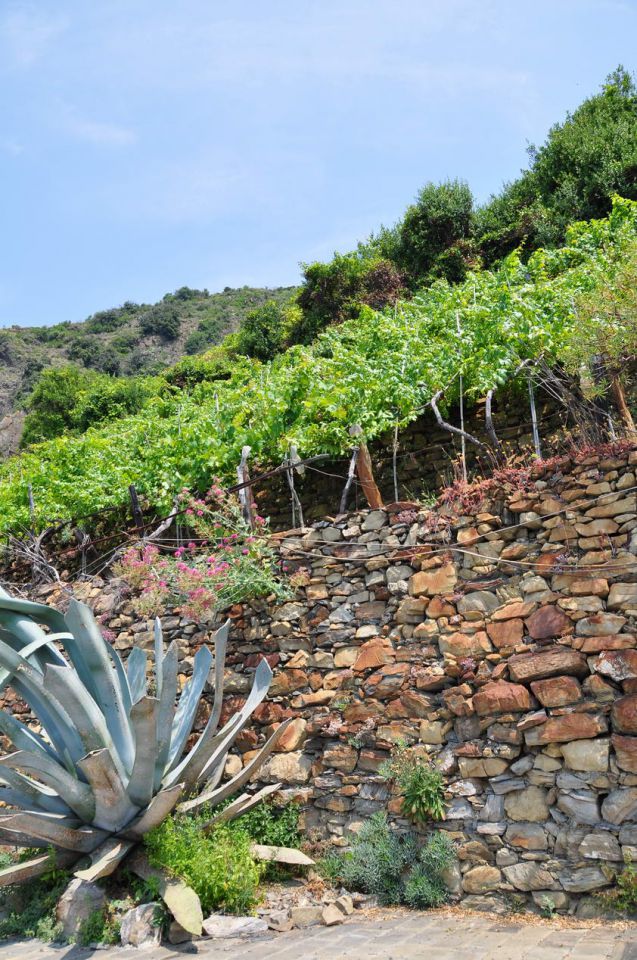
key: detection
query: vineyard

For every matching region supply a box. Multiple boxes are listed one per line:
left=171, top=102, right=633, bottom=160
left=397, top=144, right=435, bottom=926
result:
left=0, top=198, right=635, bottom=539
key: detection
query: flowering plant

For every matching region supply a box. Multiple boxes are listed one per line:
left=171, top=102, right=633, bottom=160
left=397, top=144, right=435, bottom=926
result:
left=116, top=483, right=290, bottom=620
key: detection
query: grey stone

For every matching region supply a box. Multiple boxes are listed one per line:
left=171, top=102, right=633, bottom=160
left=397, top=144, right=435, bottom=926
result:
left=456, top=591, right=500, bottom=617
left=56, top=878, right=106, bottom=939
left=504, top=785, right=549, bottom=822
left=559, top=867, right=610, bottom=892
left=602, top=788, right=637, bottom=824
left=267, top=909, right=293, bottom=932
left=202, top=915, right=269, bottom=938
left=578, top=832, right=623, bottom=861
left=561, top=738, right=609, bottom=772
left=120, top=903, right=162, bottom=948
left=556, top=790, right=600, bottom=825
left=289, top=905, right=324, bottom=928
left=503, top=862, right=554, bottom=891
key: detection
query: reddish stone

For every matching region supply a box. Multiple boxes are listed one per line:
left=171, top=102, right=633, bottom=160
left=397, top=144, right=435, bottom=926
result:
left=253, top=702, right=286, bottom=725
left=414, top=666, right=447, bottom=691
left=356, top=601, right=387, bottom=619
left=363, top=663, right=409, bottom=699
left=570, top=578, right=609, bottom=597
left=269, top=669, right=309, bottom=697
left=612, top=695, right=637, bottom=734
left=473, top=681, right=532, bottom=715
left=530, top=675, right=581, bottom=707
left=612, top=734, right=637, bottom=773
left=438, top=631, right=493, bottom=659
left=386, top=690, right=435, bottom=719
left=508, top=647, right=588, bottom=683
left=491, top=600, right=536, bottom=621
left=487, top=618, right=524, bottom=649
left=595, top=649, right=637, bottom=682
left=244, top=652, right=280, bottom=669
left=442, top=684, right=475, bottom=717
left=427, top=596, right=456, bottom=618
left=525, top=605, right=572, bottom=641
left=322, top=743, right=358, bottom=772
left=409, top=562, right=458, bottom=597
left=524, top=713, right=607, bottom=745
left=353, top=638, right=395, bottom=672
left=577, top=635, right=636, bottom=653
left=625, top=679, right=637, bottom=694
left=343, top=700, right=384, bottom=723
left=235, top=729, right=258, bottom=752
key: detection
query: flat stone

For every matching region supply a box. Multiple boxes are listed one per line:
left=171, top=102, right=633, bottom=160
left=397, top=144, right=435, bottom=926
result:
left=602, top=788, right=637, bottom=824
left=612, top=734, right=637, bottom=772
left=608, top=583, right=637, bottom=611
left=504, top=822, right=548, bottom=850
left=458, top=757, right=509, bottom=778
left=439, top=630, right=492, bottom=658
left=508, top=648, right=588, bottom=683
left=473, top=681, right=531, bottom=715
left=486, top=618, right=524, bottom=649
left=56, top=878, right=106, bottom=939
left=558, top=867, right=610, bottom=892
left=612, top=694, right=637, bottom=734
left=503, top=862, right=554, bottom=891
left=419, top=720, right=446, bottom=744
left=322, top=903, right=345, bottom=926
left=259, top=751, right=312, bottom=784
left=530, top=676, right=581, bottom=707
left=202, top=915, right=268, bottom=938
left=289, top=906, right=324, bottom=928
left=578, top=832, right=622, bottom=861
left=504, top=785, right=549, bottom=822
left=561, top=737, right=609, bottom=772
left=525, top=605, right=572, bottom=640
left=457, top=591, right=500, bottom=618
left=462, top=865, right=502, bottom=893
left=267, top=909, right=294, bottom=932
left=595, top=649, right=637, bottom=681
left=557, top=790, right=600, bottom=825
left=576, top=613, right=627, bottom=635
left=524, top=713, right=607, bottom=746
left=353, top=638, right=395, bottom=671
left=409, top=563, right=457, bottom=597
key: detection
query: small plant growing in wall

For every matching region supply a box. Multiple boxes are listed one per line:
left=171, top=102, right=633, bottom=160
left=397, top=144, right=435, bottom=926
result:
left=379, top=743, right=446, bottom=823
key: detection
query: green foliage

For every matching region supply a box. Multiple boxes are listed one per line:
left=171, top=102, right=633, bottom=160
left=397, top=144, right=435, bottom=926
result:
left=140, top=303, right=182, bottom=340
left=144, top=812, right=263, bottom=915
left=236, top=801, right=301, bottom=849
left=76, top=908, right=121, bottom=946
left=21, top=365, right=98, bottom=445
left=0, top=867, right=69, bottom=942
left=396, top=179, right=476, bottom=284
left=1, top=199, right=636, bottom=534
left=380, top=743, right=446, bottom=822
left=601, top=855, right=637, bottom=914
left=324, top=812, right=454, bottom=908
left=236, top=300, right=286, bottom=360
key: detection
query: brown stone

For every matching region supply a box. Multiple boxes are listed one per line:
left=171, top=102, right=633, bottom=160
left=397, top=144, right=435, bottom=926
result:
left=427, top=596, right=456, bottom=618
left=577, top=613, right=627, bottom=635
left=595, top=649, right=637, bottom=682
left=570, top=578, right=610, bottom=597
left=269, top=669, right=308, bottom=697
left=530, top=676, right=581, bottom=707
left=491, top=600, right=536, bottom=621
left=409, top=562, right=457, bottom=597
left=353, top=638, right=395, bottom=672
left=525, top=605, right=572, bottom=641
left=322, top=744, right=358, bottom=773
left=473, top=681, right=531, bottom=715
left=396, top=597, right=429, bottom=624
left=508, top=647, right=588, bottom=683
left=487, top=619, right=524, bottom=649
left=577, top=635, right=636, bottom=653
left=273, top=717, right=307, bottom=752
left=457, top=757, right=509, bottom=778
left=524, top=713, right=607, bottom=746
left=586, top=496, right=636, bottom=518
left=438, top=631, right=493, bottom=659
left=363, top=663, right=409, bottom=699
left=612, top=695, right=637, bottom=735
left=611, top=734, right=637, bottom=773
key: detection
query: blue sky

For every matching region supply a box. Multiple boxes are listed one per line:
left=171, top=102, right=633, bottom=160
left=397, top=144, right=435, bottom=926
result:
left=1, top=0, right=636, bottom=327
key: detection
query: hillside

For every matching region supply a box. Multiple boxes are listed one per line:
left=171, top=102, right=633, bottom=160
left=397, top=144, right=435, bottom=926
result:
left=0, top=284, right=296, bottom=421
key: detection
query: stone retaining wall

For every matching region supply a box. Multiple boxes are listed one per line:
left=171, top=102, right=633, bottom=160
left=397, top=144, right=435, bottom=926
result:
left=5, top=445, right=637, bottom=915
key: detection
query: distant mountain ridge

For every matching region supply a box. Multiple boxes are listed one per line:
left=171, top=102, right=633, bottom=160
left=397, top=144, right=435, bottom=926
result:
left=0, top=284, right=297, bottom=423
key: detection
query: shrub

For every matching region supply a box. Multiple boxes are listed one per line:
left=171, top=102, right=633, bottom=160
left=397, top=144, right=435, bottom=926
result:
left=236, top=300, right=285, bottom=360
left=140, top=303, right=181, bottom=340
left=323, top=812, right=454, bottom=908
left=379, top=743, right=446, bottom=822
left=236, top=801, right=301, bottom=849
left=21, top=365, right=98, bottom=445
left=144, top=812, right=263, bottom=915
left=0, top=859, right=69, bottom=942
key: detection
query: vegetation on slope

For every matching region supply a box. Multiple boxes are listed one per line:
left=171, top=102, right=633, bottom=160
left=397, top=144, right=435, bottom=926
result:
left=0, top=198, right=635, bottom=536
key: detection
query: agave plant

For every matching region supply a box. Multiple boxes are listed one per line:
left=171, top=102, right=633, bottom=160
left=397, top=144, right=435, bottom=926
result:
left=0, top=586, right=289, bottom=930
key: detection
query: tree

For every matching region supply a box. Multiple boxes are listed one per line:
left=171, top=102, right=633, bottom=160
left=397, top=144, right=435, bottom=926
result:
left=236, top=300, right=285, bottom=360
left=396, top=179, right=476, bottom=284
left=140, top=303, right=181, bottom=340
left=21, top=366, right=97, bottom=445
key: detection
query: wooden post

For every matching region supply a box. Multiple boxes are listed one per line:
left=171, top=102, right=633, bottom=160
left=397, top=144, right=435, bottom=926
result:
left=392, top=424, right=399, bottom=503
left=236, top=446, right=256, bottom=529
left=527, top=370, right=542, bottom=459
left=456, top=312, right=467, bottom=483
left=128, top=484, right=144, bottom=530
left=350, top=424, right=383, bottom=510
left=339, top=447, right=359, bottom=515
left=285, top=446, right=305, bottom=529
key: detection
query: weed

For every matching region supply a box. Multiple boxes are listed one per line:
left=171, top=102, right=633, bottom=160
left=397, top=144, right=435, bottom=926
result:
left=379, top=742, right=446, bottom=822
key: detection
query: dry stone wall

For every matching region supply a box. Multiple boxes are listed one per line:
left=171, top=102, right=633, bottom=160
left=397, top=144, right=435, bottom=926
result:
left=5, top=445, right=637, bottom=915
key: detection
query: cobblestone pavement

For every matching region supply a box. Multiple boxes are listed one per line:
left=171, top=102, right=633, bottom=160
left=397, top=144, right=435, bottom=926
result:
left=3, top=909, right=637, bottom=960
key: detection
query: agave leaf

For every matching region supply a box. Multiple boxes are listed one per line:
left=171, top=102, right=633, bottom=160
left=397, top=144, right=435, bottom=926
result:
left=175, top=657, right=273, bottom=790
left=153, top=618, right=163, bottom=697
left=0, top=708, right=60, bottom=763
left=0, top=826, right=54, bottom=847
left=127, top=696, right=159, bottom=808
left=77, top=748, right=139, bottom=832
left=201, top=783, right=282, bottom=828
left=0, top=765, right=72, bottom=814
left=153, top=640, right=178, bottom=792
left=74, top=837, right=134, bottom=881
left=165, top=644, right=213, bottom=772
left=206, top=619, right=229, bottom=737
left=121, top=784, right=184, bottom=840
left=0, top=787, right=53, bottom=812
left=162, top=713, right=242, bottom=791
left=127, top=647, right=147, bottom=704
left=0, top=638, right=85, bottom=767
left=128, top=850, right=203, bottom=936
left=44, top=664, right=125, bottom=778
left=0, top=588, right=71, bottom=634
left=0, top=750, right=95, bottom=821
left=0, top=851, right=78, bottom=887
left=63, top=600, right=134, bottom=771
left=0, top=627, right=68, bottom=693
left=1, top=812, right=107, bottom=853
left=181, top=718, right=292, bottom=813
